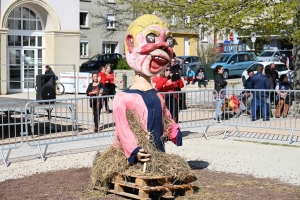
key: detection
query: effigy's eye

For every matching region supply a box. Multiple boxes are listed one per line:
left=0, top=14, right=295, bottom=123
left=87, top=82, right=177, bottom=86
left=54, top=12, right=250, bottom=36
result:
left=166, top=37, right=173, bottom=46
left=146, top=33, right=156, bottom=43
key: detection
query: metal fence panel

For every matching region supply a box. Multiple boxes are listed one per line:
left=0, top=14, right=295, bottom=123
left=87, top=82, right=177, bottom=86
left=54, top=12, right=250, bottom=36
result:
left=2, top=87, right=300, bottom=166
left=24, top=96, right=115, bottom=161
left=161, top=90, right=217, bottom=139
left=0, top=102, right=27, bottom=166
left=218, top=89, right=300, bottom=144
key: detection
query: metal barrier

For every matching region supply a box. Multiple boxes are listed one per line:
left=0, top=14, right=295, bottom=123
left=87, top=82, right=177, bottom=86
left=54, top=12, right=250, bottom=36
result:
left=2, top=88, right=300, bottom=166
left=218, top=88, right=300, bottom=144
left=162, top=90, right=217, bottom=139
left=24, top=95, right=115, bottom=161
left=0, top=102, right=27, bottom=167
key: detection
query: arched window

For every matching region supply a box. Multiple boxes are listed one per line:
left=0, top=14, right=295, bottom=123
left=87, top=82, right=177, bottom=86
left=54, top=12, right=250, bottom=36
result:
left=7, top=7, right=43, bottom=30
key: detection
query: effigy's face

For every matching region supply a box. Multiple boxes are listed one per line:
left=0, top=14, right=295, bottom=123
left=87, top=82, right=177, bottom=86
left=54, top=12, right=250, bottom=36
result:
left=126, top=25, right=173, bottom=76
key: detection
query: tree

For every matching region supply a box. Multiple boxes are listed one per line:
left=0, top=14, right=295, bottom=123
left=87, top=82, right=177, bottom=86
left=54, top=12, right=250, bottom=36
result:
left=95, top=0, right=300, bottom=89
left=149, top=0, right=300, bottom=90
left=197, top=43, right=220, bottom=68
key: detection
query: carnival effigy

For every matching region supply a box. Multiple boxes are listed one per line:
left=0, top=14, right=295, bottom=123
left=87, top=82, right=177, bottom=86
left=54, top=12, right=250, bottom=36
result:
left=91, top=14, right=196, bottom=199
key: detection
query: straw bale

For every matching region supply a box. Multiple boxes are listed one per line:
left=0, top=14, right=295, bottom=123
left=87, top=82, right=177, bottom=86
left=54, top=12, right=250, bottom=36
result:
left=91, top=109, right=196, bottom=191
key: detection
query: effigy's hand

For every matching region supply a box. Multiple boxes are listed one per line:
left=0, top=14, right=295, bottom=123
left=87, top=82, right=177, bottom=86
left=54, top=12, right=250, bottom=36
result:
left=136, top=149, right=152, bottom=162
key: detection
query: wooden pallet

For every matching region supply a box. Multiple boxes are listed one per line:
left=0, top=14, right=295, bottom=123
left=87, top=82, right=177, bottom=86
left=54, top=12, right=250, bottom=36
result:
left=95, top=174, right=195, bottom=200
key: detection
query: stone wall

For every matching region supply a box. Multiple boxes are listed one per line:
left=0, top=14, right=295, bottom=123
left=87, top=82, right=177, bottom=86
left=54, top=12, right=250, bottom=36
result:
left=114, top=70, right=135, bottom=90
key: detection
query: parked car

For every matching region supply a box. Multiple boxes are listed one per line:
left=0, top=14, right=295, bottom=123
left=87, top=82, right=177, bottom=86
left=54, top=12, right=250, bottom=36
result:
left=241, top=61, right=289, bottom=85
left=176, top=56, right=201, bottom=75
left=256, top=50, right=293, bottom=63
left=79, top=53, right=122, bottom=73
left=210, top=52, right=257, bottom=79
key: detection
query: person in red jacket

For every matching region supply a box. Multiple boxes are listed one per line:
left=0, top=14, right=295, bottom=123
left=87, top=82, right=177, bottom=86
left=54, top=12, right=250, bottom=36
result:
left=156, top=66, right=184, bottom=122
left=98, top=66, right=110, bottom=113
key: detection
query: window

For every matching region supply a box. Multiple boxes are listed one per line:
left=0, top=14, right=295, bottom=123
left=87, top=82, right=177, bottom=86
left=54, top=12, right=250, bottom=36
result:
left=102, top=42, right=118, bottom=54
left=107, top=14, right=115, bottom=29
left=170, top=14, right=176, bottom=26
left=80, top=11, right=89, bottom=28
left=248, top=54, right=256, bottom=61
left=238, top=54, right=247, bottom=62
left=80, top=41, right=88, bottom=58
left=192, top=57, right=200, bottom=62
left=228, top=55, right=237, bottom=63
left=249, top=64, right=258, bottom=71
left=184, top=16, right=190, bottom=25
left=8, top=35, right=21, bottom=46
left=275, top=64, right=288, bottom=72
left=185, top=57, right=192, bottom=63
left=7, top=7, right=42, bottom=30
left=8, top=35, right=43, bottom=47
left=274, top=51, right=280, bottom=56
left=200, top=27, right=207, bottom=42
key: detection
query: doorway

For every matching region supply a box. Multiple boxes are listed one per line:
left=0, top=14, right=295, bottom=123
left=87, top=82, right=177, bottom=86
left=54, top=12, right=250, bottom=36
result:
left=8, top=48, right=43, bottom=93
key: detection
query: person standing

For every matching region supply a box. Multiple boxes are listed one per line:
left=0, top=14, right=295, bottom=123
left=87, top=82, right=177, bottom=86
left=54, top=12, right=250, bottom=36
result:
left=170, top=57, right=183, bottom=75
left=98, top=66, right=110, bottom=113
left=269, top=63, right=279, bottom=105
left=45, top=65, right=55, bottom=76
left=213, top=65, right=227, bottom=122
left=156, top=67, right=184, bottom=123
left=86, top=73, right=107, bottom=132
left=185, top=67, right=195, bottom=84
left=286, top=63, right=294, bottom=90
left=105, top=64, right=122, bottom=97
left=249, top=65, right=270, bottom=121
left=279, top=53, right=289, bottom=68
left=196, top=67, right=206, bottom=88
left=264, top=65, right=275, bottom=118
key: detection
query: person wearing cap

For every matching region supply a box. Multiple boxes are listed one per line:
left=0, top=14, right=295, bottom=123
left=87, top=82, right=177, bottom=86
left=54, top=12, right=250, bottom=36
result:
left=45, top=65, right=55, bottom=76
left=185, top=67, right=195, bottom=85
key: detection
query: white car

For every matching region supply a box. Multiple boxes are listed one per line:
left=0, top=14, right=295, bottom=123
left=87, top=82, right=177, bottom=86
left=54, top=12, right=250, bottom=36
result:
left=241, top=61, right=288, bottom=85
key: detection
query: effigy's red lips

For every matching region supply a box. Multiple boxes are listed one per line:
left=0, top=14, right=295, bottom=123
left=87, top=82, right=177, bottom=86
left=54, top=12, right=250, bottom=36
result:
left=149, top=49, right=170, bottom=74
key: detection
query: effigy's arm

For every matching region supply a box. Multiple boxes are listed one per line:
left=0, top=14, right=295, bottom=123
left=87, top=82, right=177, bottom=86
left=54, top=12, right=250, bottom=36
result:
left=164, top=108, right=182, bottom=146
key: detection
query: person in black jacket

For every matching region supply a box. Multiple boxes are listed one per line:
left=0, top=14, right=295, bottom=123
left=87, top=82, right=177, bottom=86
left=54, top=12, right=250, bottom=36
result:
left=45, top=65, right=55, bottom=76
left=249, top=65, right=270, bottom=121
left=213, top=65, right=227, bottom=122
left=86, top=73, right=107, bottom=132
left=269, top=63, right=279, bottom=104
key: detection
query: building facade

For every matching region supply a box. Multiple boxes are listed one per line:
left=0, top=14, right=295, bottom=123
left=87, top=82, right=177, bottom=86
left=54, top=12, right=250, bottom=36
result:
left=79, top=0, right=126, bottom=66
left=79, top=1, right=203, bottom=65
left=0, top=0, right=80, bottom=94
left=0, top=0, right=215, bottom=94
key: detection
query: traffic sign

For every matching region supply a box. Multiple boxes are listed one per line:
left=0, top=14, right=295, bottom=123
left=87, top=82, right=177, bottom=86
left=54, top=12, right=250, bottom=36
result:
left=229, top=33, right=234, bottom=41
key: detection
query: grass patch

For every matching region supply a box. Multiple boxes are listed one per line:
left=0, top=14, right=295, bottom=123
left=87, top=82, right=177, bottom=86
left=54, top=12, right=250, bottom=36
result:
left=234, top=139, right=299, bottom=148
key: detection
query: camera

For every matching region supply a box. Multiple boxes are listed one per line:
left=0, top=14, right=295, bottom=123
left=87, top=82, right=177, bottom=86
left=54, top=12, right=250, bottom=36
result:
left=171, top=73, right=181, bottom=82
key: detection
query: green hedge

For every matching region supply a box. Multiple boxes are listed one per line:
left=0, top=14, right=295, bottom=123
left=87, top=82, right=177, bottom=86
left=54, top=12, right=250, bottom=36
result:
left=116, top=58, right=131, bottom=70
